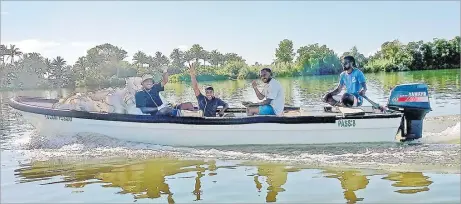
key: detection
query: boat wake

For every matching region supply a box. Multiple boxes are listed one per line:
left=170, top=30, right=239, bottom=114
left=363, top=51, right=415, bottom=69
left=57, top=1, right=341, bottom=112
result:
left=421, top=122, right=460, bottom=144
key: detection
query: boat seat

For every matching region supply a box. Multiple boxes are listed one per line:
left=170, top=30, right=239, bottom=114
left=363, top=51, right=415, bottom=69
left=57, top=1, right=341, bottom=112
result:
left=338, top=107, right=365, bottom=116
left=283, top=110, right=302, bottom=117
left=179, top=110, right=203, bottom=117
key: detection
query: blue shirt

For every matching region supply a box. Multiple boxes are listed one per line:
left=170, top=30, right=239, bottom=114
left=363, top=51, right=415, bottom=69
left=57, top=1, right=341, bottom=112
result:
left=135, top=84, right=165, bottom=113
left=197, top=93, right=227, bottom=117
left=339, top=68, right=366, bottom=96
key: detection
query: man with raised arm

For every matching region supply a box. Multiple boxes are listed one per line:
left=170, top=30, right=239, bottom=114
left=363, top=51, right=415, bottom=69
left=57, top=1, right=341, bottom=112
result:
left=188, top=62, right=229, bottom=117
left=135, top=66, right=178, bottom=116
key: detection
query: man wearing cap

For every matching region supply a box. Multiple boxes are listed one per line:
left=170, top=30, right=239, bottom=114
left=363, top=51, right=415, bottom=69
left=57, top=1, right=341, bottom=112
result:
left=244, top=68, right=285, bottom=116
left=135, top=66, right=178, bottom=116
left=188, top=62, right=229, bottom=117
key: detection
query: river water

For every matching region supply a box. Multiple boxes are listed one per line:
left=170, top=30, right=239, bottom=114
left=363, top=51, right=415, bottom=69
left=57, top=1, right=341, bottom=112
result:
left=1, top=69, right=460, bottom=203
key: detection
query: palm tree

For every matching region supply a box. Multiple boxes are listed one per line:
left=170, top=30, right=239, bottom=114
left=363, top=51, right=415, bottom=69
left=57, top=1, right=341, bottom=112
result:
left=209, top=50, right=221, bottom=67
left=7, top=45, right=22, bottom=64
left=170, top=48, right=185, bottom=71
left=73, top=56, right=87, bottom=81
left=50, top=56, right=67, bottom=88
left=190, top=44, right=204, bottom=64
left=147, top=55, right=159, bottom=70
left=132, top=51, right=148, bottom=68
left=154, top=51, right=169, bottom=67
left=201, top=50, right=210, bottom=66
left=22, top=52, right=46, bottom=76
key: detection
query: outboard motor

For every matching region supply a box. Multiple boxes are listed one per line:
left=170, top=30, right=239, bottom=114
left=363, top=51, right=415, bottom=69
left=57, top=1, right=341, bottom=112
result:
left=387, top=83, right=432, bottom=141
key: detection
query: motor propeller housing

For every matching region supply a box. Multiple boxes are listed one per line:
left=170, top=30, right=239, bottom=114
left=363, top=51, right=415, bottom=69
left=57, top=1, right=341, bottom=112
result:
left=387, top=83, right=432, bottom=141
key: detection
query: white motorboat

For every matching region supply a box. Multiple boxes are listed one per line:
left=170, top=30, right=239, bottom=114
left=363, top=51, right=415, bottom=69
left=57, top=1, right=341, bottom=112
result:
left=8, top=83, right=432, bottom=146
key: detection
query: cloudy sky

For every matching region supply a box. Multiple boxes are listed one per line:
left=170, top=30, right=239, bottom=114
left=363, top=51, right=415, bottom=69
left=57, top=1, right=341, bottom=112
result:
left=1, top=1, right=459, bottom=65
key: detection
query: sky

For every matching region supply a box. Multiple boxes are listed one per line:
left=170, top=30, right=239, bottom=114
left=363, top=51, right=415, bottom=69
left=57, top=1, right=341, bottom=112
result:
left=1, top=1, right=459, bottom=65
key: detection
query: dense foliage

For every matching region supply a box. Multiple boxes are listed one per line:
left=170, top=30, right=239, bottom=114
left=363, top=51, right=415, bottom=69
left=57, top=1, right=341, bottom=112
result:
left=0, top=36, right=459, bottom=89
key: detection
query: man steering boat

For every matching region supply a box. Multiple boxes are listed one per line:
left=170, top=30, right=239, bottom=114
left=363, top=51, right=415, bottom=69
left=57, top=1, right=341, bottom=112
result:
left=323, top=56, right=368, bottom=107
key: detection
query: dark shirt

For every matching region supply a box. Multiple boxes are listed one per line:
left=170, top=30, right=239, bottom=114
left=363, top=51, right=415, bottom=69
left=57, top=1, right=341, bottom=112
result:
left=197, top=93, right=227, bottom=117
left=135, top=84, right=165, bottom=114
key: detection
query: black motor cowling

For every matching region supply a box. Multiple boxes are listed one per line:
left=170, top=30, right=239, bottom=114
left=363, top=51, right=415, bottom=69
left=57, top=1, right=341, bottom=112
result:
left=387, top=83, right=432, bottom=141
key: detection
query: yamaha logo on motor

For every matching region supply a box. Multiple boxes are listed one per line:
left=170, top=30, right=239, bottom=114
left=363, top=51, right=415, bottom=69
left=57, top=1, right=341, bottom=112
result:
left=408, top=92, right=426, bottom=96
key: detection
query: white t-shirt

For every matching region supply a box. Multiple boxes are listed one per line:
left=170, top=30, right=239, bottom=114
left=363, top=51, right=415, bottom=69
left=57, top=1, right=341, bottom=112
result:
left=262, top=78, right=285, bottom=116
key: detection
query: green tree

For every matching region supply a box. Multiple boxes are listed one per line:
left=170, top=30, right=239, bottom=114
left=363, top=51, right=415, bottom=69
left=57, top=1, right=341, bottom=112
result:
left=380, top=40, right=402, bottom=64
left=209, top=49, right=222, bottom=67
left=405, top=41, right=424, bottom=70
left=72, top=56, right=88, bottom=86
left=189, top=44, right=204, bottom=64
left=432, top=38, right=450, bottom=69
left=170, top=48, right=186, bottom=73
left=201, top=50, right=210, bottom=66
left=420, top=42, right=434, bottom=69
left=48, top=56, right=72, bottom=88
left=275, top=39, right=295, bottom=63
left=448, top=36, right=460, bottom=66
left=296, top=43, right=341, bottom=75
left=86, top=43, right=128, bottom=67
left=154, top=51, right=170, bottom=67
left=224, top=53, right=245, bottom=63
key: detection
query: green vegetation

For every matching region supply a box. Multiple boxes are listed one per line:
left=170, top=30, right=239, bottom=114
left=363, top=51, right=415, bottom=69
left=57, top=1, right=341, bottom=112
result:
left=0, top=36, right=459, bottom=90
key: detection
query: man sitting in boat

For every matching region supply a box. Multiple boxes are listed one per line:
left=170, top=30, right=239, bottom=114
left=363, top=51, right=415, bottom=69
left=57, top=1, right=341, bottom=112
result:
left=135, top=67, right=179, bottom=116
left=244, top=68, right=285, bottom=116
left=323, top=55, right=368, bottom=107
left=188, top=62, right=229, bottom=117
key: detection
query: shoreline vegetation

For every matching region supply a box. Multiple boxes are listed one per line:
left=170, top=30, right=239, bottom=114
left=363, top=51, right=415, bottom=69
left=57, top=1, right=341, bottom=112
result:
left=0, top=36, right=459, bottom=90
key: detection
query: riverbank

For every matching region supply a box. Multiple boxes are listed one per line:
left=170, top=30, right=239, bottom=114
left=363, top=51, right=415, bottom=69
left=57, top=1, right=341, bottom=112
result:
left=166, top=67, right=461, bottom=83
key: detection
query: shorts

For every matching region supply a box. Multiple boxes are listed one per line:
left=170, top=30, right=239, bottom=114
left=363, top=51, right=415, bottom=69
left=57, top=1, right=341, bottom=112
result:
left=351, top=93, right=363, bottom=106
left=334, top=93, right=363, bottom=107
left=258, top=105, right=276, bottom=115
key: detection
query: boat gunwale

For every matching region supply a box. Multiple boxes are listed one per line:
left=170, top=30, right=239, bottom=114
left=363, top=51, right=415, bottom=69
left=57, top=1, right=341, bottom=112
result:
left=8, top=96, right=402, bottom=125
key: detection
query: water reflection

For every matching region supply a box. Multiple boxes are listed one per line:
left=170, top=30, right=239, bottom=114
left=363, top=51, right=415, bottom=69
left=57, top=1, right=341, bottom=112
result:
left=251, top=164, right=301, bottom=202
left=12, top=158, right=446, bottom=203
left=382, top=172, right=433, bottom=194
left=323, top=169, right=369, bottom=203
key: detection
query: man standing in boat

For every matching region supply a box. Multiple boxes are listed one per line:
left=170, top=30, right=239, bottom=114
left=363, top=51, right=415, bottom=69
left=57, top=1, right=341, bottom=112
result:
left=244, top=68, right=285, bottom=116
left=188, top=62, right=229, bottom=117
left=323, top=55, right=368, bottom=107
left=135, top=66, right=179, bottom=116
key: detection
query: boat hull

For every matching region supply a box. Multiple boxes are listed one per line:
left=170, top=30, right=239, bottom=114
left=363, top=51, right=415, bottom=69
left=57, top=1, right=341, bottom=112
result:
left=16, top=110, right=402, bottom=146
